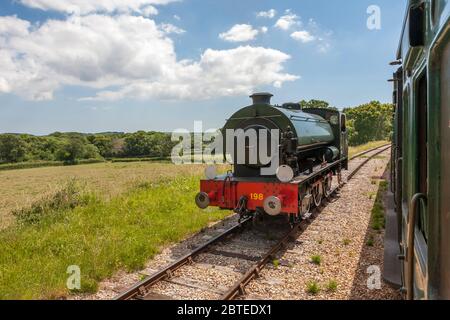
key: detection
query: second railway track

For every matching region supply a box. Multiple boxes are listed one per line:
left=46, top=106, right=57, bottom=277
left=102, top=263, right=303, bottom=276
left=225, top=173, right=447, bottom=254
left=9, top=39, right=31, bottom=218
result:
left=116, top=144, right=391, bottom=301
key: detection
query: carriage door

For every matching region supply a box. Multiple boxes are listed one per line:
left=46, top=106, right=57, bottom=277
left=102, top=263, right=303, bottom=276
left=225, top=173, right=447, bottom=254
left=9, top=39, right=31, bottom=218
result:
left=438, top=36, right=450, bottom=298
left=409, top=72, right=429, bottom=299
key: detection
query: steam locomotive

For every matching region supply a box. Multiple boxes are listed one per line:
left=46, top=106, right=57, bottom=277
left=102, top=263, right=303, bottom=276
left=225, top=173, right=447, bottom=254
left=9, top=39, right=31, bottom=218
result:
left=195, top=93, right=348, bottom=224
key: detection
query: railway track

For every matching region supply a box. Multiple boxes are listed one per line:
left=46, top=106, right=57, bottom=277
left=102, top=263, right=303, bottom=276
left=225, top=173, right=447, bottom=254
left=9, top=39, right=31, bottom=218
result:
left=116, top=144, right=391, bottom=301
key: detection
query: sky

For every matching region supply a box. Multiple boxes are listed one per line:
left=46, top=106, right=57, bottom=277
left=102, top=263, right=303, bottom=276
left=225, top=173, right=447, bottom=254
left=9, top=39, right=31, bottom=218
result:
left=0, top=0, right=407, bottom=135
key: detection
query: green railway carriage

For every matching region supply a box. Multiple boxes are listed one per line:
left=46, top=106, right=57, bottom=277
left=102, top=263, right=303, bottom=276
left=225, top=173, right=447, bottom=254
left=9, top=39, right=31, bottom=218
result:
left=388, top=0, right=450, bottom=299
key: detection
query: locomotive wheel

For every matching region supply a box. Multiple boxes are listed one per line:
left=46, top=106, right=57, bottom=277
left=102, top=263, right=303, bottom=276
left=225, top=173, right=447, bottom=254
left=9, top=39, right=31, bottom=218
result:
left=337, top=171, right=343, bottom=187
left=312, top=182, right=323, bottom=207
left=323, top=175, right=333, bottom=199
left=300, top=188, right=312, bottom=219
left=252, top=209, right=265, bottom=226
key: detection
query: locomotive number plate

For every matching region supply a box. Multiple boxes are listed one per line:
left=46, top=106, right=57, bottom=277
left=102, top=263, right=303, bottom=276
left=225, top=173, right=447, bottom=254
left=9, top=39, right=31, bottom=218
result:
left=250, top=193, right=264, bottom=201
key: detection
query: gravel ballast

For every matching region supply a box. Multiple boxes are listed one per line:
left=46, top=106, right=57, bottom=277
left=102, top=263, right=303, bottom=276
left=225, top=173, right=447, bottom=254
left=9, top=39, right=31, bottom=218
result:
left=243, top=149, right=401, bottom=300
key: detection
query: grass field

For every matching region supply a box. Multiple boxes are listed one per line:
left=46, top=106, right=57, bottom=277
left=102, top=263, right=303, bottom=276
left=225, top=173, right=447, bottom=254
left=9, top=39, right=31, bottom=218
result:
left=0, top=141, right=388, bottom=299
left=0, top=162, right=230, bottom=230
left=0, top=168, right=230, bottom=299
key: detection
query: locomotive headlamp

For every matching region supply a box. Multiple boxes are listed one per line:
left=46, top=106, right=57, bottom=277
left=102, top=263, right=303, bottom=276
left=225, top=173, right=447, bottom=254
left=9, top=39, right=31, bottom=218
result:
left=263, top=195, right=284, bottom=216
left=276, top=165, right=294, bottom=183
left=205, top=165, right=217, bottom=180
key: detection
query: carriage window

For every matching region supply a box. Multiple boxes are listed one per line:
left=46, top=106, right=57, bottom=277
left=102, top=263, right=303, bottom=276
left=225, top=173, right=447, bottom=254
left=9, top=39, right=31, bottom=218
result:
left=431, top=0, right=439, bottom=26
left=402, top=89, right=409, bottom=204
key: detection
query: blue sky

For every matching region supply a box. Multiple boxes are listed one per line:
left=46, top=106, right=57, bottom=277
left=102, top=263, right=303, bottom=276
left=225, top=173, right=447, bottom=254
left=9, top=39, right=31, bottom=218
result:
left=0, top=0, right=406, bottom=135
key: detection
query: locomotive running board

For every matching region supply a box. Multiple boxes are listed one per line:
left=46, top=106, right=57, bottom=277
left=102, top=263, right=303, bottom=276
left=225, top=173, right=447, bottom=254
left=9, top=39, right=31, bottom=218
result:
left=383, top=186, right=402, bottom=289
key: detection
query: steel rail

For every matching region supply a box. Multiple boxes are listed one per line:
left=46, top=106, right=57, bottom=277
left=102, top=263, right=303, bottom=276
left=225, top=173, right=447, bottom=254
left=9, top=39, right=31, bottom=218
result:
left=221, top=144, right=391, bottom=300
left=116, top=144, right=391, bottom=300
left=220, top=221, right=302, bottom=300
left=349, top=143, right=391, bottom=161
left=115, top=217, right=252, bottom=300
left=347, top=145, right=391, bottom=180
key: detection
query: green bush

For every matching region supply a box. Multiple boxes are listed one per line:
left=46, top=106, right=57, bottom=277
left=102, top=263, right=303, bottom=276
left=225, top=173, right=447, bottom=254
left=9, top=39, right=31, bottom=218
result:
left=124, top=131, right=175, bottom=158
left=77, top=159, right=106, bottom=165
left=0, top=159, right=105, bottom=171
left=311, top=255, right=322, bottom=265
left=12, top=180, right=91, bottom=225
left=109, top=157, right=170, bottom=163
left=0, top=134, right=27, bottom=162
left=306, top=281, right=320, bottom=295
left=326, top=280, right=338, bottom=292
left=344, top=101, right=393, bottom=146
left=371, top=180, right=388, bottom=230
left=0, top=161, right=64, bottom=171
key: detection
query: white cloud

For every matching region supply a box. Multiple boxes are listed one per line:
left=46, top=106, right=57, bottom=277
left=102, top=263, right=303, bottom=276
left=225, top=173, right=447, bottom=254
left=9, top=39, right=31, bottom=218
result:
left=317, top=41, right=331, bottom=53
left=302, top=19, right=333, bottom=52
left=275, top=13, right=332, bottom=52
left=160, top=23, right=185, bottom=34
left=219, top=24, right=260, bottom=42
left=0, top=15, right=30, bottom=36
left=256, top=9, right=276, bottom=19
left=85, top=46, right=299, bottom=101
left=173, top=14, right=181, bottom=20
left=18, top=0, right=177, bottom=15
left=274, top=12, right=300, bottom=30
left=142, top=5, right=158, bottom=16
left=0, top=15, right=298, bottom=101
left=290, top=30, right=315, bottom=43
left=260, top=26, right=268, bottom=34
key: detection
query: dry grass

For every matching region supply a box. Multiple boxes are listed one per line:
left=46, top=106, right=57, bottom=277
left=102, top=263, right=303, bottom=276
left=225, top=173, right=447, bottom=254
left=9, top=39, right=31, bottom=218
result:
left=0, top=162, right=230, bottom=229
left=348, top=141, right=389, bottom=159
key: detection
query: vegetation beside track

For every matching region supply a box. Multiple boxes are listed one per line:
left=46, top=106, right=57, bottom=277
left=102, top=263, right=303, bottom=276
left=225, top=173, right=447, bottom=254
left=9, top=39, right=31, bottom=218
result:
left=0, top=159, right=106, bottom=171
left=348, top=141, right=389, bottom=158
left=0, top=175, right=230, bottom=299
left=0, top=162, right=230, bottom=229
left=370, top=179, right=388, bottom=231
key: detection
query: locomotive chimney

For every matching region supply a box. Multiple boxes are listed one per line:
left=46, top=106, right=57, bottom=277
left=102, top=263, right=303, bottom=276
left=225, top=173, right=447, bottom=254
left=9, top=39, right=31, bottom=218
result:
left=250, top=92, right=273, bottom=105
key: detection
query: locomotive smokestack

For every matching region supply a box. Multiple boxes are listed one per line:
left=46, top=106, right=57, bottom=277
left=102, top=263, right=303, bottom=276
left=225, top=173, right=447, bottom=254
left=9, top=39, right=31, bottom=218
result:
left=250, top=92, right=273, bottom=105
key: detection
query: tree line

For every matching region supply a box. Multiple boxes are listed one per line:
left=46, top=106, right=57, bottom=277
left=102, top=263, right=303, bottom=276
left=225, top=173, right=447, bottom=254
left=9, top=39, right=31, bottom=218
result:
left=343, top=101, right=393, bottom=146
left=0, top=131, right=176, bottom=164
left=0, top=100, right=393, bottom=165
